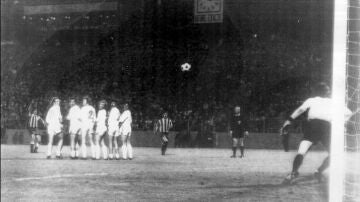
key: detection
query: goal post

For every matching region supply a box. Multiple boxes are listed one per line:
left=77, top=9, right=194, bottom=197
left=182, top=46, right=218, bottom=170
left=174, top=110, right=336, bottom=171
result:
left=330, top=0, right=348, bottom=201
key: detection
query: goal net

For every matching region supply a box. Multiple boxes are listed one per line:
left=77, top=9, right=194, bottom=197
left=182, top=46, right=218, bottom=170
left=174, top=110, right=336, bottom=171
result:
left=344, top=0, right=360, bottom=201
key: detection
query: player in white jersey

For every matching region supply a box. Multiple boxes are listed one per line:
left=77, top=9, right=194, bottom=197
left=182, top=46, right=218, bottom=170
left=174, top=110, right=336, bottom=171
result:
left=66, top=98, right=81, bottom=159
left=45, top=97, right=63, bottom=159
left=119, top=103, right=133, bottom=160
left=280, top=83, right=353, bottom=183
left=107, top=101, right=121, bottom=159
left=80, top=96, right=96, bottom=159
left=94, top=100, right=108, bottom=159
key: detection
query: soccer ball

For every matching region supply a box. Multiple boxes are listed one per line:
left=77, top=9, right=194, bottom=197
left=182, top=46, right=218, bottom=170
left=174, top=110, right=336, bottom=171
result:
left=181, top=63, right=191, bottom=71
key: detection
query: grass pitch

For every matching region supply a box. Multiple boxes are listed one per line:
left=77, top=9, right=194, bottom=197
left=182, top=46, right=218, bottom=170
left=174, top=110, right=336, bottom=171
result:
left=1, top=145, right=330, bottom=201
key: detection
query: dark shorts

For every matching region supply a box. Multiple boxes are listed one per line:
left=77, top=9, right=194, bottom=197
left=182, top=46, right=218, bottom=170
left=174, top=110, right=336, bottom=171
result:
left=302, top=119, right=331, bottom=149
left=28, top=127, right=40, bottom=135
left=232, top=132, right=244, bottom=139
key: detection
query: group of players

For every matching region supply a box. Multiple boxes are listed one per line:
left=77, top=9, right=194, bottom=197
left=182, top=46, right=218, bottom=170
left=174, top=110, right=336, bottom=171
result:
left=27, top=82, right=356, bottom=183
left=30, top=96, right=134, bottom=160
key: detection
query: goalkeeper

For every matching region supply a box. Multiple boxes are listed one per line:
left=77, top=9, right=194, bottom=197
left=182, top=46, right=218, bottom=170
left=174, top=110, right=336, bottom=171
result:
left=280, top=82, right=352, bottom=183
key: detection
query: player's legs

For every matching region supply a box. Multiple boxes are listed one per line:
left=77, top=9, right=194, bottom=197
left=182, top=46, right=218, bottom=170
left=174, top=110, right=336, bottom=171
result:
left=108, top=133, right=114, bottom=159
left=231, top=138, right=239, bottom=157
left=239, top=137, right=245, bottom=158
left=121, top=133, right=133, bottom=160
left=100, top=133, right=108, bottom=159
left=74, top=133, right=81, bottom=158
left=114, top=135, right=120, bottom=159
left=55, top=132, right=64, bottom=158
left=293, top=140, right=313, bottom=172
left=121, top=134, right=128, bottom=159
left=80, top=128, right=88, bottom=159
left=125, top=133, right=133, bottom=160
left=161, top=133, right=169, bottom=155
left=89, top=132, right=96, bottom=159
left=30, top=130, right=35, bottom=153
left=34, top=134, right=41, bottom=153
left=46, top=131, right=54, bottom=158
left=284, top=140, right=313, bottom=183
left=69, top=132, right=76, bottom=158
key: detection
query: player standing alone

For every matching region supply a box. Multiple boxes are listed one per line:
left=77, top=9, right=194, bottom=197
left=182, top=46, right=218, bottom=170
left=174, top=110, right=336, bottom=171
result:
left=45, top=97, right=64, bottom=159
left=155, top=112, right=173, bottom=155
left=229, top=106, right=249, bottom=158
left=281, top=83, right=352, bottom=183
left=119, top=103, right=133, bottom=160
left=28, top=108, right=45, bottom=153
left=66, top=98, right=81, bottom=159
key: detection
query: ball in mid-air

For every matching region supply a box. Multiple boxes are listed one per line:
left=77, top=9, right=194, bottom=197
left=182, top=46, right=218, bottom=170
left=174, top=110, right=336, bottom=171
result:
left=181, top=63, right=191, bottom=71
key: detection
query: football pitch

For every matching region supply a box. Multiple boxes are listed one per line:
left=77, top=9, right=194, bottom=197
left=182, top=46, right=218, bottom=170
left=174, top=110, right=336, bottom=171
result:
left=1, top=145, right=329, bottom=201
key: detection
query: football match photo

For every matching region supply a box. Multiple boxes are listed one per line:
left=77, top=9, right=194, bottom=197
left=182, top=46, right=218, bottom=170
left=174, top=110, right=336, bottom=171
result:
left=1, top=0, right=359, bottom=201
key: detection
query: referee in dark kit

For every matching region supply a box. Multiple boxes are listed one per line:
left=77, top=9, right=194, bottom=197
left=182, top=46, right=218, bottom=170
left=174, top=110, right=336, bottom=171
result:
left=155, top=112, right=173, bottom=155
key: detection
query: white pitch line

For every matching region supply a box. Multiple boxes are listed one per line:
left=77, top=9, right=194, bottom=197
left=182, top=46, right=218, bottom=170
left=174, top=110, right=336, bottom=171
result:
left=10, top=172, right=108, bottom=182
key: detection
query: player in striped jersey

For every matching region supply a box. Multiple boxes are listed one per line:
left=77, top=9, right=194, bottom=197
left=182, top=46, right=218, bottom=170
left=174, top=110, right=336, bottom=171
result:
left=79, top=96, right=96, bottom=159
left=94, top=100, right=108, bottom=160
left=45, top=97, right=64, bottom=159
left=107, top=101, right=121, bottom=160
left=155, top=112, right=173, bottom=155
left=281, top=83, right=353, bottom=183
left=66, top=98, right=81, bottom=159
left=119, top=103, right=133, bottom=159
left=28, top=108, right=45, bottom=153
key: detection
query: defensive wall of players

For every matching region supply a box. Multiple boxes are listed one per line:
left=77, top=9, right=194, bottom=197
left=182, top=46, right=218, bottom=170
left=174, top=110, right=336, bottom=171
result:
left=2, top=129, right=327, bottom=150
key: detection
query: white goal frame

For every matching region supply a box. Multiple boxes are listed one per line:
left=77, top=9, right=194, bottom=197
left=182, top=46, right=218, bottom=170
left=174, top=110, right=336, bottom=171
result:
left=330, top=0, right=348, bottom=201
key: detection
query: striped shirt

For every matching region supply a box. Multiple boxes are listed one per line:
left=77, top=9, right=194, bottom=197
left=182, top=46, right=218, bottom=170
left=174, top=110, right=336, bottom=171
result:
left=29, top=114, right=43, bottom=128
left=156, top=118, right=173, bottom=133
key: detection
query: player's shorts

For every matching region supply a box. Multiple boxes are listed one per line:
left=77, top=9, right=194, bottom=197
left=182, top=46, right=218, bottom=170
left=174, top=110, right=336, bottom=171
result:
left=47, top=126, right=62, bottom=136
left=96, top=125, right=107, bottom=136
left=160, top=132, right=169, bottom=143
left=119, top=126, right=131, bottom=136
left=81, top=123, right=94, bottom=135
left=232, top=131, right=244, bottom=139
left=302, top=119, right=331, bottom=150
left=28, top=127, right=40, bottom=135
left=69, top=124, right=81, bottom=135
left=108, top=124, right=119, bottom=136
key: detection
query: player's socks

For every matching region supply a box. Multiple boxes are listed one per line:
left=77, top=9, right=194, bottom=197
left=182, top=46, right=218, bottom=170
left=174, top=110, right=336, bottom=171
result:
left=71, top=150, right=75, bottom=159
left=91, top=145, right=96, bottom=159
left=240, top=146, right=244, bottom=157
left=317, top=156, right=329, bottom=173
left=109, top=153, right=113, bottom=159
left=47, top=144, right=52, bottom=157
left=95, top=145, right=100, bottom=159
left=127, top=143, right=133, bottom=159
left=115, top=153, right=120, bottom=159
left=102, top=147, right=108, bottom=159
left=30, top=144, right=34, bottom=153
left=35, top=142, right=39, bottom=152
left=231, top=147, right=236, bottom=157
left=122, top=145, right=128, bottom=159
left=75, top=150, right=79, bottom=158
left=292, top=154, right=304, bottom=173
left=161, top=145, right=165, bottom=155
left=81, top=145, right=87, bottom=159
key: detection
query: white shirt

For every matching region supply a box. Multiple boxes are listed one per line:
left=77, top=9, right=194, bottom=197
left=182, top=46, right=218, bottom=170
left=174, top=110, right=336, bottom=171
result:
left=97, top=109, right=107, bottom=127
left=80, top=105, right=96, bottom=124
left=108, top=107, right=120, bottom=126
left=66, top=105, right=81, bottom=126
left=46, top=105, right=62, bottom=128
left=291, top=97, right=352, bottom=122
left=119, top=110, right=132, bottom=129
